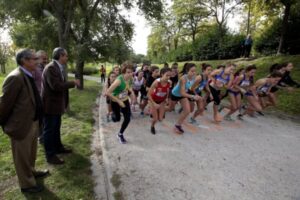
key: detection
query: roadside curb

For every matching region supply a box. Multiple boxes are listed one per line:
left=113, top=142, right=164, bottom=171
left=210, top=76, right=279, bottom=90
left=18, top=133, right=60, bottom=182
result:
left=91, top=93, right=114, bottom=200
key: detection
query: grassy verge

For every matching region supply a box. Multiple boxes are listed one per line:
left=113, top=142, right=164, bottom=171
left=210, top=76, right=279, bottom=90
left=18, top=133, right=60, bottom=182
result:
left=163, top=55, right=300, bottom=115
left=0, top=76, right=101, bottom=200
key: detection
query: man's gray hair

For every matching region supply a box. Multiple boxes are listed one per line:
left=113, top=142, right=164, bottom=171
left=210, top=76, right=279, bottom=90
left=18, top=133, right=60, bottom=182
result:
left=52, top=47, right=66, bottom=60
left=16, top=49, right=34, bottom=66
left=36, top=50, right=47, bottom=57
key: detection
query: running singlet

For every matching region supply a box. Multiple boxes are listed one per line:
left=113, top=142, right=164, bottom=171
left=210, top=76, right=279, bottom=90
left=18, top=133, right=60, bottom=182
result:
left=151, top=78, right=171, bottom=103
left=194, top=74, right=208, bottom=94
left=132, top=76, right=144, bottom=91
left=213, top=70, right=230, bottom=87
left=112, top=75, right=128, bottom=101
left=257, top=82, right=272, bottom=94
left=239, top=74, right=251, bottom=87
left=172, top=75, right=195, bottom=97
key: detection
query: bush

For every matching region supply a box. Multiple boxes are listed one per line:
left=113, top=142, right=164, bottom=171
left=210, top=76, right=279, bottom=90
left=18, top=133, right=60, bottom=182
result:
left=165, top=25, right=245, bottom=62
left=70, top=66, right=99, bottom=75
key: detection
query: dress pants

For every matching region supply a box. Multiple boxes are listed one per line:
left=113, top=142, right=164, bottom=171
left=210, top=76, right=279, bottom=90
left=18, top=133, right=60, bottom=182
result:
left=43, top=114, right=63, bottom=159
left=11, top=121, right=39, bottom=188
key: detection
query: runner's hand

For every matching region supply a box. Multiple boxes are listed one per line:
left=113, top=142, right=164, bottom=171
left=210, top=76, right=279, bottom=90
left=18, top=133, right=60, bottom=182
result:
left=194, top=95, right=201, bottom=101
left=119, top=101, right=125, bottom=108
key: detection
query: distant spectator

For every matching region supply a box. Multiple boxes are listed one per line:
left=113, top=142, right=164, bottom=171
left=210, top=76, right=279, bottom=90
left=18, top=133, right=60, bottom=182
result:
left=100, top=65, right=106, bottom=84
left=244, top=34, right=253, bottom=58
left=163, top=62, right=169, bottom=69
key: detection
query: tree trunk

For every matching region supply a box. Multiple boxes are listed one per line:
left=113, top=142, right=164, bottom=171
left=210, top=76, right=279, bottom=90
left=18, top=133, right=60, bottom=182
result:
left=174, top=37, right=178, bottom=50
left=277, top=3, right=291, bottom=55
left=75, top=59, right=84, bottom=90
left=0, top=64, right=5, bottom=74
left=247, top=0, right=251, bottom=35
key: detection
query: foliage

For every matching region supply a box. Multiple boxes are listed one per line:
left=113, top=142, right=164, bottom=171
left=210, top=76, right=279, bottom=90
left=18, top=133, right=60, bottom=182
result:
left=150, top=24, right=245, bottom=63
left=0, top=43, right=11, bottom=74
left=254, top=2, right=300, bottom=55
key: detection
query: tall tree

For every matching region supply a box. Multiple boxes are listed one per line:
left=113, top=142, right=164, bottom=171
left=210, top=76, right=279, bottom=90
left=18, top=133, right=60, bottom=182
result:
left=1, top=0, right=163, bottom=89
left=197, top=0, right=243, bottom=43
left=274, top=0, right=297, bottom=54
left=173, top=0, right=209, bottom=43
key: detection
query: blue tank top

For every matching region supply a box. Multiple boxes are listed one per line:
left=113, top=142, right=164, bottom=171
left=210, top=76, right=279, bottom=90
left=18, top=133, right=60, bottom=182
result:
left=172, top=75, right=195, bottom=97
left=214, top=70, right=230, bottom=86
left=195, top=74, right=208, bottom=93
left=239, top=74, right=251, bottom=88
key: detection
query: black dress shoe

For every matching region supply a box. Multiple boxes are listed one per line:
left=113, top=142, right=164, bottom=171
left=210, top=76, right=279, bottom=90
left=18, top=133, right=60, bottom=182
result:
left=47, top=155, right=64, bottom=165
left=57, top=147, right=72, bottom=154
left=21, top=185, right=44, bottom=193
left=33, top=169, right=50, bottom=178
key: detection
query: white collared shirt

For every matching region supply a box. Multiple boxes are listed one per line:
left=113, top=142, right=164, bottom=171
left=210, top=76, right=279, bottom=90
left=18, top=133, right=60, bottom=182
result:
left=54, top=60, right=65, bottom=80
left=19, top=66, right=33, bottom=78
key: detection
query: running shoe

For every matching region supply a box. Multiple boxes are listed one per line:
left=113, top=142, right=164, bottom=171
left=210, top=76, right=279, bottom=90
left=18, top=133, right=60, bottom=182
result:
left=237, top=114, right=244, bottom=120
left=174, top=125, right=184, bottom=133
left=224, top=115, right=234, bottom=121
left=140, top=111, right=144, bottom=116
left=256, top=111, right=265, bottom=116
left=151, top=126, right=156, bottom=134
left=178, top=107, right=183, bottom=113
left=189, top=117, right=197, bottom=124
left=218, top=105, right=224, bottom=112
left=117, top=134, right=127, bottom=144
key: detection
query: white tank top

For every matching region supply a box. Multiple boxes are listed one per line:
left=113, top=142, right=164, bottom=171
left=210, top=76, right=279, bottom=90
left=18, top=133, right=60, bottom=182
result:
left=133, top=76, right=144, bottom=90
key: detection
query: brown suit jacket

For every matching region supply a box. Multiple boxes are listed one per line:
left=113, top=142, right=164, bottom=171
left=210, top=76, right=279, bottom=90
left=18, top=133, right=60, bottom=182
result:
left=41, top=61, right=75, bottom=115
left=0, top=68, right=37, bottom=140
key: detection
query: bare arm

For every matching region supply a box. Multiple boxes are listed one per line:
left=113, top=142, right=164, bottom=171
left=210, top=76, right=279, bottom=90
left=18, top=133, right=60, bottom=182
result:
left=208, top=69, right=222, bottom=83
left=179, top=77, right=195, bottom=99
left=224, top=74, right=234, bottom=89
left=147, top=80, right=159, bottom=105
left=190, top=75, right=202, bottom=94
left=106, top=79, right=123, bottom=105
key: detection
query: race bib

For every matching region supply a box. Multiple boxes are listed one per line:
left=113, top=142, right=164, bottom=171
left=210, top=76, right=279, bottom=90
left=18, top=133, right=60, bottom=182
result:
left=119, top=91, right=128, bottom=100
left=156, top=92, right=167, bottom=97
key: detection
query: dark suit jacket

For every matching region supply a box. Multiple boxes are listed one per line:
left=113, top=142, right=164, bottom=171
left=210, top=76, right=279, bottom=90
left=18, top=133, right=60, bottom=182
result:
left=41, top=61, right=75, bottom=115
left=0, top=68, right=37, bottom=140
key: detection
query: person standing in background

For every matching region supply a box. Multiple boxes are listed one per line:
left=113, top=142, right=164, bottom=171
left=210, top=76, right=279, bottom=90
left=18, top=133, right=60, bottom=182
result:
left=32, top=50, right=49, bottom=94
left=100, top=65, right=106, bottom=84
left=244, top=34, right=253, bottom=58
left=32, top=50, right=49, bottom=144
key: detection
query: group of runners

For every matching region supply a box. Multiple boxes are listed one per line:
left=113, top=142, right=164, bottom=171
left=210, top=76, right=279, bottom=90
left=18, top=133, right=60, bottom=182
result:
left=103, top=61, right=299, bottom=144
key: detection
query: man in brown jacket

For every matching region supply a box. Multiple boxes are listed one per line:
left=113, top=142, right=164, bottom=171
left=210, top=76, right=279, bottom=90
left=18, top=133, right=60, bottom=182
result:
left=41, top=47, right=80, bottom=165
left=0, top=49, right=49, bottom=193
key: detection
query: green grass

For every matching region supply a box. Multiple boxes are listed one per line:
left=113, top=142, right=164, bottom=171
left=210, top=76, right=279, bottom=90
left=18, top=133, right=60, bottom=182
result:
left=161, top=55, right=300, bottom=115
left=0, top=77, right=101, bottom=199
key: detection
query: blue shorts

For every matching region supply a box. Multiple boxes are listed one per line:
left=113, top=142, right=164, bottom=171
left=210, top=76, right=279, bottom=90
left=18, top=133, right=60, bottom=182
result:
left=228, top=89, right=240, bottom=97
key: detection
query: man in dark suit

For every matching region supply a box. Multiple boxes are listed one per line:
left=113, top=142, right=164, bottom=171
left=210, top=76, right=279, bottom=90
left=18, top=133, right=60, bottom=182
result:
left=0, top=49, right=49, bottom=193
left=41, top=47, right=80, bottom=165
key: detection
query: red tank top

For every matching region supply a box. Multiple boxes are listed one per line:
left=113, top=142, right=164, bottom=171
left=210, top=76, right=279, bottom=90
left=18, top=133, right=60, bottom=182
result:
left=151, top=78, right=171, bottom=103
